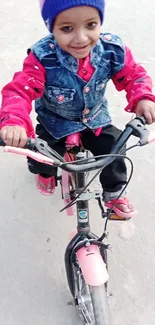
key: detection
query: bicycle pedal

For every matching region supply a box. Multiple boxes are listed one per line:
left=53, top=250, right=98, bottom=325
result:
left=109, top=213, right=131, bottom=221
left=103, top=210, right=131, bottom=221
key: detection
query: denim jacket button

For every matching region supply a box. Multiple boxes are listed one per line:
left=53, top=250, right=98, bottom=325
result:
left=83, top=108, right=90, bottom=115
left=103, top=34, right=112, bottom=41
left=49, top=43, right=55, bottom=50
left=57, top=95, right=64, bottom=102
left=83, top=118, right=88, bottom=123
left=84, top=86, right=90, bottom=94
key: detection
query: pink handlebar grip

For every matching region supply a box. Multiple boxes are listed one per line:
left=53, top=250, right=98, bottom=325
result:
left=3, top=146, right=54, bottom=165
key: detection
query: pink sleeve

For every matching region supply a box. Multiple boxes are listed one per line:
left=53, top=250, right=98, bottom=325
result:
left=112, top=46, right=155, bottom=112
left=0, top=52, right=46, bottom=136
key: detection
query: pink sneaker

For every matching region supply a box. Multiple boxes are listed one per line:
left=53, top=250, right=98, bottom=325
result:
left=36, top=174, right=56, bottom=196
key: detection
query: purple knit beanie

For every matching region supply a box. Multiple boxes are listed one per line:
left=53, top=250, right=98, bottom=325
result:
left=39, top=0, right=105, bottom=32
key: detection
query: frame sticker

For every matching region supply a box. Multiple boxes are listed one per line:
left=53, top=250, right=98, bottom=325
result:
left=78, top=209, right=88, bottom=222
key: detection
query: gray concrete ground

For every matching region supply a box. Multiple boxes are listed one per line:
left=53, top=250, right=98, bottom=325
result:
left=0, top=1, right=155, bottom=324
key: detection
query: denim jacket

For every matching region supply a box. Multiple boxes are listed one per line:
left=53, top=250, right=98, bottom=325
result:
left=31, top=33, right=125, bottom=139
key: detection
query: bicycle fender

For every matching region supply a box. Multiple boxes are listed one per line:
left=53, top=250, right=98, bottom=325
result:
left=76, top=245, right=109, bottom=286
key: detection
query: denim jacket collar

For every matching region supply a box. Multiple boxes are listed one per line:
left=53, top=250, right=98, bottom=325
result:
left=54, top=38, right=103, bottom=73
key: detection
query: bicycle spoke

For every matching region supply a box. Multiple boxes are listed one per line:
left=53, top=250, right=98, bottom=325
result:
left=74, top=267, right=94, bottom=324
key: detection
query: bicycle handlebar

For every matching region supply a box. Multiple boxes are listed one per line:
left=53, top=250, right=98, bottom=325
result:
left=1, top=116, right=155, bottom=173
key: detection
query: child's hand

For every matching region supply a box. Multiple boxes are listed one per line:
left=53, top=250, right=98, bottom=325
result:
left=0, top=126, right=27, bottom=147
left=136, top=100, right=155, bottom=124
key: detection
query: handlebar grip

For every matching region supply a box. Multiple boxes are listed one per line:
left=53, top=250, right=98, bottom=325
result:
left=0, top=138, right=36, bottom=149
left=24, top=138, right=36, bottom=150
left=137, top=116, right=147, bottom=125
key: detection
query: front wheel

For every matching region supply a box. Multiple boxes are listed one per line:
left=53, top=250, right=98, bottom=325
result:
left=73, top=265, right=111, bottom=324
left=89, top=285, right=111, bottom=325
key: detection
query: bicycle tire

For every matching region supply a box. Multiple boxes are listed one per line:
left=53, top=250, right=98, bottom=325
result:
left=89, top=285, right=112, bottom=325
left=72, top=263, right=111, bottom=325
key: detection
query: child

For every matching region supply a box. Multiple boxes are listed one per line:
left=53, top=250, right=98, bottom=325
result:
left=1, top=0, right=155, bottom=218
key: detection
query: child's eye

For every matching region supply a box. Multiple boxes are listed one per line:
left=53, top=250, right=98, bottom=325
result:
left=86, top=22, right=97, bottom=30
left=61, top=26, right=73, bottom=33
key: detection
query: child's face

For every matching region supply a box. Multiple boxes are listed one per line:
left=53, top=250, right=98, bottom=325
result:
left=53, top=6, right=101, bottom=59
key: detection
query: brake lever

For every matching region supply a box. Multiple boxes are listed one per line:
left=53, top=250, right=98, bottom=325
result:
left=35, top=138, right=63, bottom=164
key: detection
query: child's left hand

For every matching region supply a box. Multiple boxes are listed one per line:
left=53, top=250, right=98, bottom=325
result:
left=136, top=100, right=155, bottom=124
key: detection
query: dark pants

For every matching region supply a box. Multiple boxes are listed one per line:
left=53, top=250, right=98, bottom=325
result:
left=28, top=124, right=127, bottom=199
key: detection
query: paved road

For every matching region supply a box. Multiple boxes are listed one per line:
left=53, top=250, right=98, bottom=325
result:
left=0, top=1, right=155, bottom=324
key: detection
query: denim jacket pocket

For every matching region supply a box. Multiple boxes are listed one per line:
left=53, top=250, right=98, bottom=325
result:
left=46, top=86, right=80, bottom=119
left=47, top=86, right=75, bottom=105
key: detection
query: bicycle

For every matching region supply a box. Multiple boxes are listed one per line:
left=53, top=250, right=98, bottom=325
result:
left=1, top=116, right=154, bottom=325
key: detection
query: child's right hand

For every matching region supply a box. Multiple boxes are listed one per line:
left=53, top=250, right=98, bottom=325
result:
left=0, top=126, right=27, bottom=147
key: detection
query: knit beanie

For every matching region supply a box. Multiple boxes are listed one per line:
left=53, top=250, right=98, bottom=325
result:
left=39, top=0, right=105, bottom=32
